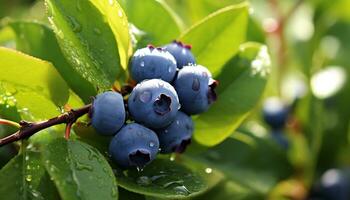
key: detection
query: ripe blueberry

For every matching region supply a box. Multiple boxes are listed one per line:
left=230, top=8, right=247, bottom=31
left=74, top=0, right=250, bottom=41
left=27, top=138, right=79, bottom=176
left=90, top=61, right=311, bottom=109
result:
left=163, top=40, right=196, bottom=69
left=173, top=65, right=218, bottom=115
left=91, top=91, right=125, bottom=136
left=109, top=123, right=159, bottom=168
left=130, top=45, right=177, bottom=83
left=128, top=79, right=180, bottom=129
left=156, top=112, right=193, bottom=154
left=318, top=169, right=350, bottom=200
left=262, top=97, right=289, bottom=130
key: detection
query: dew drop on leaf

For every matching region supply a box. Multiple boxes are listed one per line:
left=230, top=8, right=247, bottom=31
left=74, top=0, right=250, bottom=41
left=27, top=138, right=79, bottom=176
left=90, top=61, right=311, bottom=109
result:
left=67, top=16, right=82, bottom=33
left=111, top=187, right=117, bottom=197
left=25, top=174, right=32, bottom=182
left=118, top=10, right=123, bottom=17
left=136, top=176, right=152, bottom=186
left=173, top=185, right=190, bottom=196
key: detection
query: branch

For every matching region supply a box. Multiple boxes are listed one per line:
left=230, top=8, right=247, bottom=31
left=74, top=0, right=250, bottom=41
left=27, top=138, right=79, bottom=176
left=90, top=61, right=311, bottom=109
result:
left=0, top=104, right=91, bottom=147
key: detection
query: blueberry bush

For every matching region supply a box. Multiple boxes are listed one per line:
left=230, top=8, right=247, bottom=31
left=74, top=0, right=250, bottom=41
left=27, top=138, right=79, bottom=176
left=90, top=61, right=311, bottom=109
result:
left=0, top=0, right=350, bottom=199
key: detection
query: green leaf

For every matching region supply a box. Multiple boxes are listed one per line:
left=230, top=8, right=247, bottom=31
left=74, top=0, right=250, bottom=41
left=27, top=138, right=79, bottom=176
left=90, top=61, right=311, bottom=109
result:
left=194, top=42, right=271, bottom=146
left=42, top=138, right=118, bottom=200
left=192, top=180, right=263, bottom=200
left=113, top=157, right=219, bottom=199
left=0, top=47, right=69, bottom=120
left=121, top=0, right=183, bottom=45
left=9, top=21, right=96, bottom=103
left=0, top=151, right=60, bottom=200
left=0, top=26, right=15, bottom=47
left=179, top=3, right=249, bottom=76
left=46, top=0, right=131, bottom=91
left=189, top=131, right=292, bottom=198
left=118, top=187, right=146, bottom=200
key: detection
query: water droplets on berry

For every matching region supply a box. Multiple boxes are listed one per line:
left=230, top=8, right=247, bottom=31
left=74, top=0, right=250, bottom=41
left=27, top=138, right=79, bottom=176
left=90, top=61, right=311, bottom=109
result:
left=192, top=78, right=200, bottom=91
left=139, top=91, right=152, bottom=103
left=140, top=61, right=145, bottom=67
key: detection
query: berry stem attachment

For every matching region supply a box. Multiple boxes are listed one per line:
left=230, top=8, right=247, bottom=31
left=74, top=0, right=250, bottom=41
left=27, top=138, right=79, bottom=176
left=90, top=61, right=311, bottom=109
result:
left=65, top=122, right=74, bottom=140
left=0, top=119, right=21, bottom=128
left=0, top=104, right=91, bottom=147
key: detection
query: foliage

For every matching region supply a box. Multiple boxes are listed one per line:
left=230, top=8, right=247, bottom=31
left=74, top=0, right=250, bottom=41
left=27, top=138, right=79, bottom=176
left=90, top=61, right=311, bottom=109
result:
left=0, top=0, right=350, bottom=199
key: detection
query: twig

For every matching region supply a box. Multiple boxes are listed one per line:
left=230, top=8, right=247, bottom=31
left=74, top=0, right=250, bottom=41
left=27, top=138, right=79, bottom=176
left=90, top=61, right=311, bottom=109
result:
left=0, top=119, right=21, bottom=128
left=0, top=104, right=91, bottom=147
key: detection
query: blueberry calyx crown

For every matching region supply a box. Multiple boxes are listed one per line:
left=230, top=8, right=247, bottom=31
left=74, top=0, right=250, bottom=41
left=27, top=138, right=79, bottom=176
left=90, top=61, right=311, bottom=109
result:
left=172, top=40, right=192, bottom=50
left=208, top=79, right=219, bottom=104
left=173, top=138, right=191, bottom=153
left=153, top=94, right=172, bottom=115
left=147, top=44, right=164, bottom=51
left=129, top=149, right=151, bottom=167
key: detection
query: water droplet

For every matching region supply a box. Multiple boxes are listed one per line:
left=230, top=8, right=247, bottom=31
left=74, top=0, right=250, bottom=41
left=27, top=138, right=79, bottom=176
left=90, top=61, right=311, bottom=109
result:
left=205, top=168, right=213, bottom=174
left=137, top=176, right=152, bottom=186
left=136, top=167, right=144, bottom=172
left=173, top=186, right=190, bottom=196
left=67, top=16, right=82, bottom=33
left=26, top=175, right=32, bottom=182
left=139, top=91, right=152, bottom=103
left=163, top=180, right=184, bottom=188
left=118, top=10, right=123, bottom=17
left=149, top=142, right=155, bottom=147
left=76, top=0, right=82, bottom=11
left=170, top=154, right=176, bottom=161
left=93, top=28, right=101, bottom=35
left=122, top=20, right=127, bottom=27
left=74, top=161, right=93, bottom=171
left=192, top=78, right=200, bottom=91
left=50, top=164, right=59, bottom=172
left=140, top=61, right=145, bottom=67
left=111, top=187, right=117, bottom=197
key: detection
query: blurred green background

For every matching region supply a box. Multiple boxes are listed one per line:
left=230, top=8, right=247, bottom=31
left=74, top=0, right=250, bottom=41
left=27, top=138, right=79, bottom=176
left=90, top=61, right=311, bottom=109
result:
left=1, top=0, right=350, bottom=199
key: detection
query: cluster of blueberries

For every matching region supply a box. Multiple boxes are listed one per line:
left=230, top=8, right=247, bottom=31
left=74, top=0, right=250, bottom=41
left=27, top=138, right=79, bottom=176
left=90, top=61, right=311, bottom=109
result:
left=262, top=97, right=290, bottom=148
left=89, top=41, right=217, bottom=168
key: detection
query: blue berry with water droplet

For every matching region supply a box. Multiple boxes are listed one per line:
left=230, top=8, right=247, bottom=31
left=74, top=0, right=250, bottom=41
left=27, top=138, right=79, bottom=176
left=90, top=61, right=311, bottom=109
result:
left=109, top=123, right=159, bottom=168
left=90, top=91, right=125, bottom=136
left=163, top=41, right=196, bottom=69
left=130, top=45, right=177, bottom=83
left=156, top=112, right=193, bottom=154
left=128, top=79, right=180, bottom=129
left=174, top=65, right=218, bottom=115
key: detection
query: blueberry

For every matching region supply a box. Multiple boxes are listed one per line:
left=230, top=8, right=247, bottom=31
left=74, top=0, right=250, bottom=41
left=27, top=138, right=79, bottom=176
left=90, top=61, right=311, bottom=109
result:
left=109, top=123, right=159, bottom=168
left=262, top=97, right=289, bottom=130
left=91, top=91, right=125, bottom=136
left=319, top=169, right=350, bottom=200
left=270, top=130, right=289, bottom=149
left=174, top=65, right=218, bottom=115
left=130, top=45, right=177, bottom=83
left=128, top=79, right=180, bottom=129
left=156, top=112, right=193, bottom=154
left=163, top=40, right=196, bottom=69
